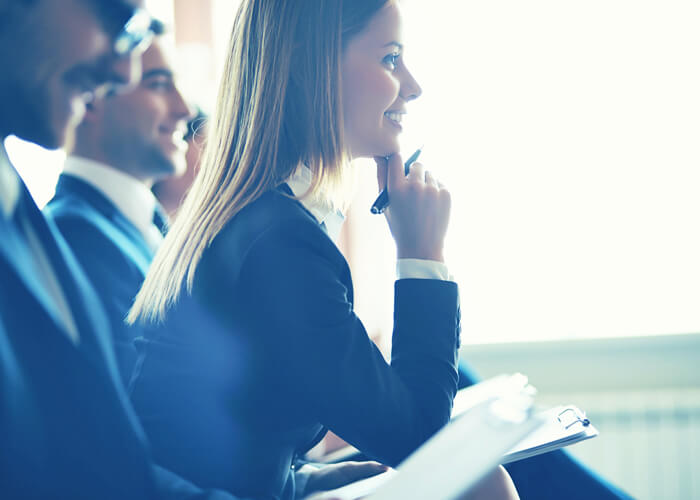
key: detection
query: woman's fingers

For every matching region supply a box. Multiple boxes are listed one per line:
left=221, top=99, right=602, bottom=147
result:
left=406, top=162, right=438, bottom=189
left=424, top=169, right=438, bottom=188
left=381, top=158, right=451, bottom=262
left=303, top=461, right=389, bottom=497
left=406, top=161, right=425, bottom=183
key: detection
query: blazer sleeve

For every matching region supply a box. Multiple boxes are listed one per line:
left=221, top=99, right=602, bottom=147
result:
left=225, top=219, right=460, bottom=466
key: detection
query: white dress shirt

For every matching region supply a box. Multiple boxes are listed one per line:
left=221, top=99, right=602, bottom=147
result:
left=0, top=140, right=20, bottom=218
left=62, top=156, right=164, bottom=251
left=286, top=165, right=451, bottom=281
left=1, top=141, right=80, bottom=343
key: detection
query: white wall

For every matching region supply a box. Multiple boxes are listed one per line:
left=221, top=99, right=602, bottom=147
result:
left=461, top=333, right=700, bottom=499
left=400, top=0, right=700, bottom=343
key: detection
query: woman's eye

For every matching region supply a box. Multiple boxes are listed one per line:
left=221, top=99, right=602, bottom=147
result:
left=383, top=53, right=400, bottom=71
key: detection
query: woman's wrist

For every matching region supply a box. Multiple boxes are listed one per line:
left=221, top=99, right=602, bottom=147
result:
left=396, top=248, right=444, bottom=262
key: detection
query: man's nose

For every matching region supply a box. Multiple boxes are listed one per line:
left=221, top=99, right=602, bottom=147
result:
left=172, top=86, right=195, bottom=122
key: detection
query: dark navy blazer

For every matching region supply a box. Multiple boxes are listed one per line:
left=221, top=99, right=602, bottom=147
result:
left=0, top=178, right=236, bottom=499
left=45, top=174, right=155, bottom=385
left=130, top=186, right=461, bottom=499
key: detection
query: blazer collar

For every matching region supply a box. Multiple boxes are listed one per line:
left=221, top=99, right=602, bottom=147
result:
left=285, top=165, right=345, bottom=242
left=62, top=156, right=159, bottom=240
left=0, top=152, right=66, bottom=333
left=53, top=175, right=155, bottom=272
left=0, top=182, right=121, bottom=376
left=45, top=212, right=124, bottom=377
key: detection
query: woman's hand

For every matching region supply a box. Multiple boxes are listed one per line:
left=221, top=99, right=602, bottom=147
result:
left=375, top=154, right=451, bottom=262
left=302, top=461, right=389, bottom=498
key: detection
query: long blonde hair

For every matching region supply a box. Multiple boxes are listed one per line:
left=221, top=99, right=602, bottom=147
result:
left=129, top=0, right=389, bottom=324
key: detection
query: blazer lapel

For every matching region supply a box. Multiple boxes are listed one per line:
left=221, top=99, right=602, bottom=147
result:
left=0, top=198, right=74, bottom=344
left=14, top=184, right=121, bottom=377
left=115, top=214, right=155, bottom=275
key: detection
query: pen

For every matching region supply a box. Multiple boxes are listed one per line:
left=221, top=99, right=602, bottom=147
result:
left=370, top=147, right=422, bottom=214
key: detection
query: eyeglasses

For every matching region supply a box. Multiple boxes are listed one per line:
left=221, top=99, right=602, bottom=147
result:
left=113, top=8, right=164, bottom=57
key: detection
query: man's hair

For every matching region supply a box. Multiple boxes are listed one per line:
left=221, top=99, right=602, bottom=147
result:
left=129, top=0, right=389, bottom=324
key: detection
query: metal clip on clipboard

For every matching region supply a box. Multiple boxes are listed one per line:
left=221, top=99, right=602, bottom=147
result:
left=558, top=406, right=591, bottom=430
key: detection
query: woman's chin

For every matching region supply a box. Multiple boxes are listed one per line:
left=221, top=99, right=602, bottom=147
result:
left=347, top=138, right=400, bottom=161
left=370, top=140, right=401, bottom=159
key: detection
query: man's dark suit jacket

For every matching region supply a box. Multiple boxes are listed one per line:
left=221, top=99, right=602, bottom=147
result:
left=0, top=175, right=236, bottom=499
left=44, top=174, right=155, bottom=385
left=130, top=185, right=461, bottom=500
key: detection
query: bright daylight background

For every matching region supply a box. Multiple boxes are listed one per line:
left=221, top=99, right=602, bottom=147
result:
left=7, top=0, right=699, bottom=344
left=5, top=1, right=700, bottom=499
left=402, top=0, right=700, bottom=343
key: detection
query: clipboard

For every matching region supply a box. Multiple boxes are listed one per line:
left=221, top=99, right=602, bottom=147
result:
left=315, top=382, right=543, bottom=500
left=317, top=374, right=598, bottom=468
left=501, top=405, right=598, bottom=464
left=450, top=376, right=599, bottom=463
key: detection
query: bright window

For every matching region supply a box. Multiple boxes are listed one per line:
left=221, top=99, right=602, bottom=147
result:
left=8, top=0, right=699, bottom=344
left=398, top=1, right=700, bottom=342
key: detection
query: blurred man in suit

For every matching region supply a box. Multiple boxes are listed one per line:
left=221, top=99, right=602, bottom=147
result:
left=0, top=1, right=239, bottom=498
left=45, top=36, right=193, bottom=384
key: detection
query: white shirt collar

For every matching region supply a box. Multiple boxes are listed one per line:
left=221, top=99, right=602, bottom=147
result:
left=286, top=165, right=345, bottom=242
left=0, top=139, right=21, bottom=219
left=62, top=156, right=158, bottom=239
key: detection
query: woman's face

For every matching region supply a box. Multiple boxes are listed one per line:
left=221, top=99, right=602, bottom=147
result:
left=341, top=1, right=422, bottom=159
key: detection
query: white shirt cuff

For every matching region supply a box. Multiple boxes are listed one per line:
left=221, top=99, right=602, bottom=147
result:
left=397, top=258, right=452, bottom=281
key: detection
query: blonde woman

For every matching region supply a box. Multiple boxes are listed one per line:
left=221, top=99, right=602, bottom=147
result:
left=128, top=1, right=517, bottom=499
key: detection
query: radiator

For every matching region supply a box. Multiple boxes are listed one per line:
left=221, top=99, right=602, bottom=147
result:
left=538, top=389, right=700, bottom=500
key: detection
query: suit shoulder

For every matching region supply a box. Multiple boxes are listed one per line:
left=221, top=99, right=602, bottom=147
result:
left=240, top=188, right=318, bottom=230
left=213, top=189, right=324, bottom=253
left=200, top=189, right=339, bottom=282
left=45, top=189, right=123, bottom=242
left=45, top=196, right=116, bottom=245
left=45, top=191, right=98, bottom=221
left=45, top=193, right=150, bottom=276
left=45, top=195, right=108, bottom=241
